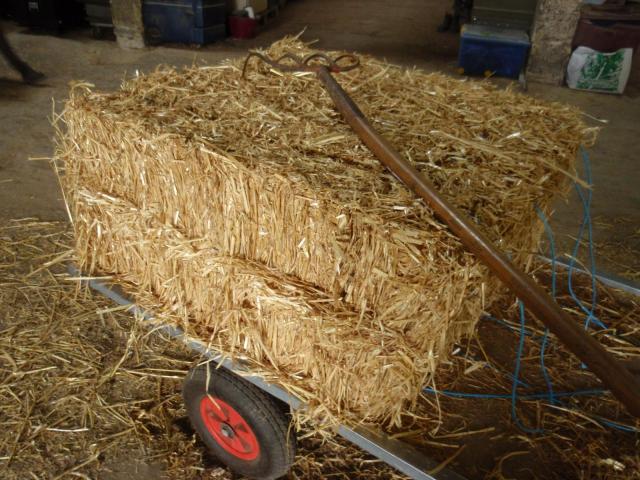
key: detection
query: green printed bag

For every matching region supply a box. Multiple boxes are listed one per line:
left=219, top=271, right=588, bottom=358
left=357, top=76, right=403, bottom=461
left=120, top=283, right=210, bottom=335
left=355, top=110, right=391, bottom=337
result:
left=567, top=46, right=632, bottom=94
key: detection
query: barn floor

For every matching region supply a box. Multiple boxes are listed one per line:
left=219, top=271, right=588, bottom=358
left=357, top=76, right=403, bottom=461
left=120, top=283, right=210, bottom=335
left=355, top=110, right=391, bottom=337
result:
left=1, top=1, right=639, bottom=478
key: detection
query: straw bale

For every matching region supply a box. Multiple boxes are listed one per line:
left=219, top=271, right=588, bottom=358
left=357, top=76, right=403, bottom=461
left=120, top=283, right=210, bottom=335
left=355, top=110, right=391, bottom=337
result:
left=54, top=37, right=595, bottom=427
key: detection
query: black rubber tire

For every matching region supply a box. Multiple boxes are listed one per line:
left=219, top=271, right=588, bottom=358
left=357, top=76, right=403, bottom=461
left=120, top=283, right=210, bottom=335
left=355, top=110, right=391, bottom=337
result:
left=183, top=363, right=296, bottom=480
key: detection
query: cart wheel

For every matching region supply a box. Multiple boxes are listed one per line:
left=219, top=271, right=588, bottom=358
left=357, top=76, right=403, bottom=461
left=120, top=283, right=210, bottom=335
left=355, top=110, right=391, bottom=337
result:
left=183, top=364, right=296, bottom=480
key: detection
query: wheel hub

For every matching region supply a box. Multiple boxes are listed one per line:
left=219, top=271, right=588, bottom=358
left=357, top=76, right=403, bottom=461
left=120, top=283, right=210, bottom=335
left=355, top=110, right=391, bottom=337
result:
left=199, top=396, right=260, bottom=461
left=220, top=423, right=234, bottom=438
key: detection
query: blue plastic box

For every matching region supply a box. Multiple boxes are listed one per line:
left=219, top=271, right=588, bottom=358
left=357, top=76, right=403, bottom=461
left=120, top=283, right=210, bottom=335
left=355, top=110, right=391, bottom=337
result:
left=458, top=24, right=530, bottom=79
left=143, top=0, right=226, bottom=45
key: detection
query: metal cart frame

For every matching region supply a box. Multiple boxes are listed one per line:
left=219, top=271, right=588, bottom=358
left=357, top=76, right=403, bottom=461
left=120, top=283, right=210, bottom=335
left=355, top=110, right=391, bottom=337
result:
left=71, top=265, right=465, bottom=480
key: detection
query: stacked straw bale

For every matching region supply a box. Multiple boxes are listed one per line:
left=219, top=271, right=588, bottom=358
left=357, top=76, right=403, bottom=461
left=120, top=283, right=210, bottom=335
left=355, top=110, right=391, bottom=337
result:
left=55, top=38, right=595, bottom=427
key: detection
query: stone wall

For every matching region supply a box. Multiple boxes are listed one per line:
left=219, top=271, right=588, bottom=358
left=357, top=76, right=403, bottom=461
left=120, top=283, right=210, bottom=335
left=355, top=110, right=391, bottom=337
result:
left=527, top=0, right=581, bottom=85
left=111, top=0, right=145, bottom=49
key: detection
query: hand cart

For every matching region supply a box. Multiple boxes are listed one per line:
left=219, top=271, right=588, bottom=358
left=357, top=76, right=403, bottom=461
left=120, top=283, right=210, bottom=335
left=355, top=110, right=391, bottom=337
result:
left=65, top=48, right=640, bottom=480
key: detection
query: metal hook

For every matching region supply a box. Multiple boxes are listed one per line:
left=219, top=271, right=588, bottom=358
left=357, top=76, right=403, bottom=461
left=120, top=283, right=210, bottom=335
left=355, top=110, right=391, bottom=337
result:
left=242, top=50, right=360, bottom=78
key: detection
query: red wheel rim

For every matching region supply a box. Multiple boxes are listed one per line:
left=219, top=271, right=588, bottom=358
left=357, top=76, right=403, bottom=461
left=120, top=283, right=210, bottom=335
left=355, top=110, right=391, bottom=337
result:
left=199, top=396, right=260, bottom=461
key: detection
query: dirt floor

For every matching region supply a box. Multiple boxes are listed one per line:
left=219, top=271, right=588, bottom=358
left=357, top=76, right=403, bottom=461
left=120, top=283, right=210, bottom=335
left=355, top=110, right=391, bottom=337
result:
left=1, top=0, right=639, bottom=478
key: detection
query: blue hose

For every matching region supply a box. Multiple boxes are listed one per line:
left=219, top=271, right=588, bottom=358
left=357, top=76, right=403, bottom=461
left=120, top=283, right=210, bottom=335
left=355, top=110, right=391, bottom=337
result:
left=536, top=206, right=557, bottom=405
left=567, top=149, right=606, bottom=331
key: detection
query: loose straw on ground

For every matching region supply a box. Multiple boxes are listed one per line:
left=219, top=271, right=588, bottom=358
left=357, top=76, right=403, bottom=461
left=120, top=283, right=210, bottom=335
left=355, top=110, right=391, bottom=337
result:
left=0, top=220, right=407, bottom=480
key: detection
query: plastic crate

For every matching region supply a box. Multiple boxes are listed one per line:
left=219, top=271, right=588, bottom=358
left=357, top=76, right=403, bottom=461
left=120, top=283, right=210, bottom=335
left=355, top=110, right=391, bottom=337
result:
left=458, top=24, right=530, bottom=79
left=143, top=0, right=226, bottom=44
left=191, top=24, right=226, bottom=44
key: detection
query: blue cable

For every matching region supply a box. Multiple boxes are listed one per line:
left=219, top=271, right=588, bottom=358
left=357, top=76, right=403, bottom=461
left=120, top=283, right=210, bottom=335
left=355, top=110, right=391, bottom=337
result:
left=426, top=149, right=635, bottom=435
left=596, top=417, right=640, bottom=434
left=567, top=149, right=606, bottom=331
left=536, top=206, right=557, bottom=405
left=511, top=301, right=544, bottom=433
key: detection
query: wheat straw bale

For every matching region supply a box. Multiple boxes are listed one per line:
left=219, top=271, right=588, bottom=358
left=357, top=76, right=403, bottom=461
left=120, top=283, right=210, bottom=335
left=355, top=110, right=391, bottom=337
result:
left=55, top=38, right=595, bottom=427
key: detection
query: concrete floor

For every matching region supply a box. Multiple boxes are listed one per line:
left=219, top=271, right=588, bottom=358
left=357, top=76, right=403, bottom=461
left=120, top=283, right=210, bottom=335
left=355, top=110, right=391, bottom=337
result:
left=0, top=0, right=638, bottom=283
